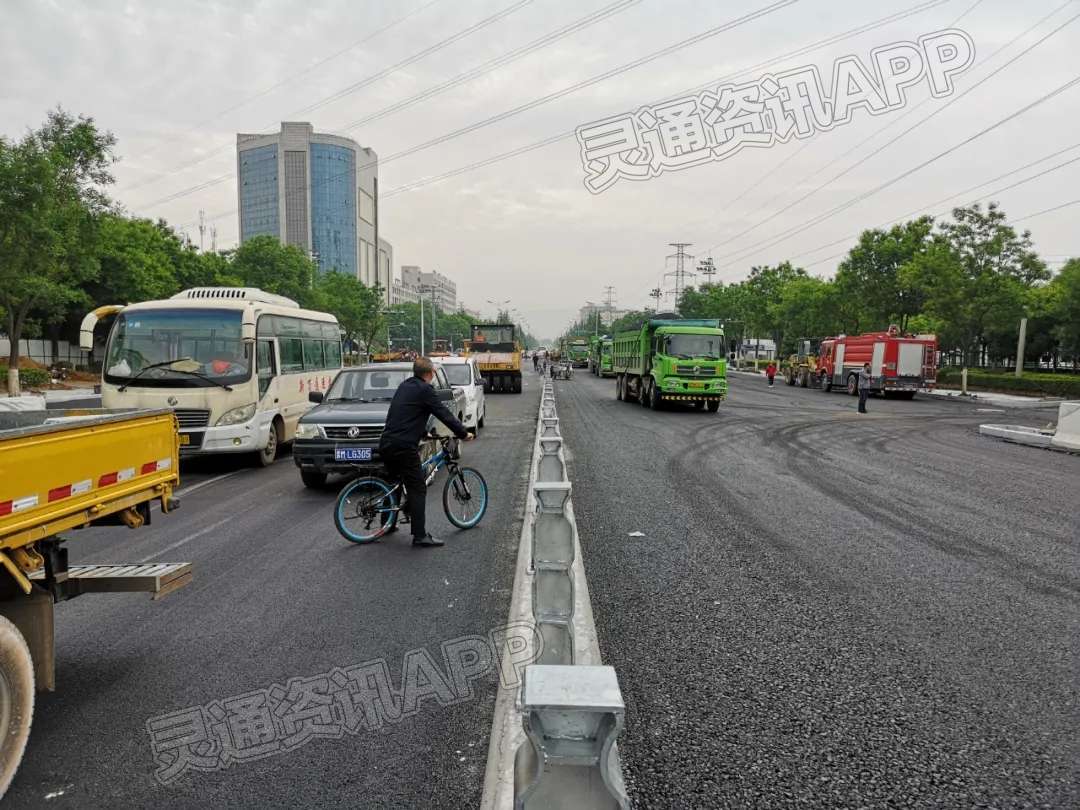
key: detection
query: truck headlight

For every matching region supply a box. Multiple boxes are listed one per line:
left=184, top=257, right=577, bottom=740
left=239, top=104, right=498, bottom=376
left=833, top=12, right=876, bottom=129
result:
left=216, top=402, right=256, bottom=426
left=295, top=422, right=321, bottom=440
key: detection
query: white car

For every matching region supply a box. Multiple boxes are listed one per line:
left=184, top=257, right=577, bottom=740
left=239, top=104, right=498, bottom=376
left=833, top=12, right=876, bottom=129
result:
left=437, top=356, right=487, bottom=434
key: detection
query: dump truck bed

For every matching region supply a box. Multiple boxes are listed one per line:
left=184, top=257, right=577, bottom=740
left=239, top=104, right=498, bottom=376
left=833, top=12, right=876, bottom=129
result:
left=0, top=408, right=180, bottom=555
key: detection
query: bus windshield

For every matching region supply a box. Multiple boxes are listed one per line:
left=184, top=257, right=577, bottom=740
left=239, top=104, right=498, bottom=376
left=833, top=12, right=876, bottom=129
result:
left=664, top=334, right=725, bottom=360
left=104, top=309, right=251, bottom=386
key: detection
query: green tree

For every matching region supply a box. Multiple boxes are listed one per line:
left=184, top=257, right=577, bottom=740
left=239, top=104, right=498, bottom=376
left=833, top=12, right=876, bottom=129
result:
left=0, top=109, right=116, bottom=394
left=229, top=235, right=318, bottom=306
left=833, top=217, right=933, bottom=331
left=88, top=215, right=197, bottom=304
left=312, top=271, right=385, bottom=358
left=1050, top=258, right=1080, bottom=364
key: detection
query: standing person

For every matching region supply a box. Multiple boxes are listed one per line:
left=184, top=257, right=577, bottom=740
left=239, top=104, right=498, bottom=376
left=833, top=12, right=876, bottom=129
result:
left=765, top=361, right=777, bottom=386
left=533, top=353, right=540, bottom=373
left=857, top=362, right=872, bottom=414
left=379, top=357, right=473, bottom=547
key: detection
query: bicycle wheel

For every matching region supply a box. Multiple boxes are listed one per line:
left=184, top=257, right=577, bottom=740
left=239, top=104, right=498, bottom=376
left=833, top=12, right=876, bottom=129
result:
left=335, top=477, right=398, bottom=543
left=442, top=467, right=488, bottom=529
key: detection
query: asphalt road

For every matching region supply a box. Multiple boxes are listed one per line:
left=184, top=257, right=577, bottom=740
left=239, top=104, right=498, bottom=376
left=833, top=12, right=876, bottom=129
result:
left=556, top=371, right=1079, bottom=809
left=8, top=379, right=540, bottom=809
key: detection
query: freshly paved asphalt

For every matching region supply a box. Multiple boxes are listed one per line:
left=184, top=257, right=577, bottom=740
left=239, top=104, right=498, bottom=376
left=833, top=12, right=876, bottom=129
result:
left=8, top=379, right=539, bottom=808
left=556, top=372, right=1079, bottom=809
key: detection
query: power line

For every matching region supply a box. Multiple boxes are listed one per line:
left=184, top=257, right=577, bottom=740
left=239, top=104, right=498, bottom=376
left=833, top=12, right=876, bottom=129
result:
left=704, top=1, right=1080, bottom=258
left=711, top=72, right=1080, bottom=271
left=136, top=0, right=800, bottom=213
left=127, top=0, right=535, bottom=207
left=118, top=0, right=448, bottom=195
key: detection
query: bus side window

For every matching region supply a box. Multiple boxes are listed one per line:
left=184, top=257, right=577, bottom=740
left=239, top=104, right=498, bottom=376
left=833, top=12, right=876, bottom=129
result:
left=257, top=340, right=276, bottom=398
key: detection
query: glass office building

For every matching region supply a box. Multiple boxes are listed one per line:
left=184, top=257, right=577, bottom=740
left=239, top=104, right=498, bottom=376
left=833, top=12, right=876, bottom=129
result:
left=236, top=123, right=388, bottom=297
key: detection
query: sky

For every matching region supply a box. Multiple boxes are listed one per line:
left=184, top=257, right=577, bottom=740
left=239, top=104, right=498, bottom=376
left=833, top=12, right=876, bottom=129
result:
left=3, top=0, right=1078, bottom=340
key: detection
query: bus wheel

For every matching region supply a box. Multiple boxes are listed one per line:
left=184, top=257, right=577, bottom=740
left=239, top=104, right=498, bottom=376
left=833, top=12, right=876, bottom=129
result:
left=257, top=420, right=279, bottom=467
left=0, top=616, right=34, bottom=798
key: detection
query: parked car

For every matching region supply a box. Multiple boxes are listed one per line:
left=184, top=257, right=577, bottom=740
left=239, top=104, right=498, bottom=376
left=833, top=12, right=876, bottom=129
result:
left=292, top=362, right=466, bottom=488
left=436, top=356, right=486, bottom=434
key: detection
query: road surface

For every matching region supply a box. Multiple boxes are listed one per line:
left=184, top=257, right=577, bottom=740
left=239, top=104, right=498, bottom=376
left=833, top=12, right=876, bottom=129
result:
left=8, top=380, right=540, bottom=809
left=556, top=371, right=1079, bottom=808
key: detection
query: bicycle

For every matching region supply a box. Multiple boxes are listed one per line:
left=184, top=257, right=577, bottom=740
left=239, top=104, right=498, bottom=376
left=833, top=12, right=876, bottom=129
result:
left=333, top=435, right=489, bottom=543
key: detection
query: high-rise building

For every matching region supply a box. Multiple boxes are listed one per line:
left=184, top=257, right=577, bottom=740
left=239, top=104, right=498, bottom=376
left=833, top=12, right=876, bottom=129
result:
left=236, top=122, right=391, bottom=301
left=401, top=266, right=457, bottom=311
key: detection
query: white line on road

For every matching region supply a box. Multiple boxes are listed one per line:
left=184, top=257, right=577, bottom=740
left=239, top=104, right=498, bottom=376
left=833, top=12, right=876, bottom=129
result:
left=175, top=471, right=242, bottom=499
left=138, top=503, right=260, bottom=563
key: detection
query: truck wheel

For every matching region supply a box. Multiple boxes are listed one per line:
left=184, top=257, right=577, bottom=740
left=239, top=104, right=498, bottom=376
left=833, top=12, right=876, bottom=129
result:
left=513, top=376, right=522, bottom=394
left=706, top=400, right=720, bottom=413
left=799, top=371, right=809, bottom=388
left=649, top=382, right=661, bottom=410
left=639, top=379, right=651, bottom=408
left=256, top=419, right=280, bottom=467
left=301, top=470, right=327, bottom=489
left=786, top=372, right=795, bottom=386
left=616, top=375, right=624, bottom=401
left=0, top=616, right=34, bottom=798
left=821, top=373, right=832, bottom=392
left=846, top=374, right=858, bottom=396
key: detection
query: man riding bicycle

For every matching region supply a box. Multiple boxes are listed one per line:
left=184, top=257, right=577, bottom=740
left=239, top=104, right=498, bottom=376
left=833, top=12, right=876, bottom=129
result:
left=380, top=357, right=473, bottom=547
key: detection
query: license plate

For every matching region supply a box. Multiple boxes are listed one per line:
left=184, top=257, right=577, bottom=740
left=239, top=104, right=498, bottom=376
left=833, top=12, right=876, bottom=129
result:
left=178, top=433, right=191, bottom=446
left=335, top=447, right=373, bottom=462
left=688, top=382, right=705, bottom=389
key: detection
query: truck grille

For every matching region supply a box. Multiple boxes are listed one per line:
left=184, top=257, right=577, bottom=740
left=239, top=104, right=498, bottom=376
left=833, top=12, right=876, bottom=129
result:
left=674, top=365, right=718, bottom=376
left=174, top=409, right=210, bottom=429
left=323, top=424, right=385, bottom=441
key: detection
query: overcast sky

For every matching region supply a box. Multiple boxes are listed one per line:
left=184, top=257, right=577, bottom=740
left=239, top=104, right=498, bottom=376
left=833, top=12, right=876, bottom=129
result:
left=3, top=0, right=1078, bottom=339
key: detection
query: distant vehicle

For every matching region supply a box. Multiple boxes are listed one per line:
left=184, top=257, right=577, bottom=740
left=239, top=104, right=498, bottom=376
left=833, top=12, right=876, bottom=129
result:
left=817, top=327, right=938, bottom=398
left=781, top=338, right=820, bottom=387
left=436, top=356, right=487, bottom=434
left=80, top=287, right=342, bottom=467
left=467, top=323, right=522, bottom=393
left=612, top=318, right=727, bottom=411
left=292, top=362, right=465, bottom=488
left=589, top=335, right=614, bottom=377
left=561, top=336, right=590, bottom=368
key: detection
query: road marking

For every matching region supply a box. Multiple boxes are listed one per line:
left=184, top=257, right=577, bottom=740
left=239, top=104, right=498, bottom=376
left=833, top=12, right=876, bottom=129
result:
left=174, top=471, right=242, bottom=499
left=138, top=505, right=258, bottom=563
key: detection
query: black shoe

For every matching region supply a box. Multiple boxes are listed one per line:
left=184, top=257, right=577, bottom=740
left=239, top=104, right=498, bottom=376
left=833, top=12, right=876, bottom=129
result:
left=412, top=534, right=445, bottom=547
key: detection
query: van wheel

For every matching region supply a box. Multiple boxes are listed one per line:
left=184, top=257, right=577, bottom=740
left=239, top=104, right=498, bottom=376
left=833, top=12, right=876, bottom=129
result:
left=301, top=470, right=327, bottom=489
left=0, top=616, right=34, bottom=798
left=256, top=420, right=279, bottom=467
left=478, top=408, right=485, bottom=429
left=846, top=375, right=858, bottom=396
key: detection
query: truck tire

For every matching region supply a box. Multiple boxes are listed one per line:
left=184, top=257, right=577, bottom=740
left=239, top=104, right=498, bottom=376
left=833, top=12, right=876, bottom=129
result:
left=648, top=381, right=661, bottom=410
left=513, top=376, right=522, bottom=394
left=799, top=371, right=809, bottom=388
left=0, top=616, right=33, bottom=798
left=639, top=379, right=651, bottom=408
left=301, top=470, right=327, bottom=489
left=786, top=371, right=796, bottom=386
left=847, top=374, right=858, bottom=396
left=616, top=375, right=624, bottom=401
left=706, top=399, right=720, bottom=413
left=821, top=372, right=832, bottom=392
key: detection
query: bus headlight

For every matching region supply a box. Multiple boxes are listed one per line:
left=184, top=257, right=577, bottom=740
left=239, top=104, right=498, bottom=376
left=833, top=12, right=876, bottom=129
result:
left=216, top=402, right=256, bottom=426
left=295, top=422, right=320, bottom=439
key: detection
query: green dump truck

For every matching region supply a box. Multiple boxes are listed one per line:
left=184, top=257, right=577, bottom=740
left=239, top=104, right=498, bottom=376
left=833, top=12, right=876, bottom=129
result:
left=589, top=335, right=614, bottom=377
left=612, top=318, right=727, bottom=411
left=562, top=337, right=590, bottom=368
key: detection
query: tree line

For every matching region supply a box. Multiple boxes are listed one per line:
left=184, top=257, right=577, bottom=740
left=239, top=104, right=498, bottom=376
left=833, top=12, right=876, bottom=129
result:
left=604, top=204, right=1078, bottom=370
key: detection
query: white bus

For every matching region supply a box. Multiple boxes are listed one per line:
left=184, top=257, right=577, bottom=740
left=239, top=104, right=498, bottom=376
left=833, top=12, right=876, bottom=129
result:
left=80, top=287, right=343, bottom=465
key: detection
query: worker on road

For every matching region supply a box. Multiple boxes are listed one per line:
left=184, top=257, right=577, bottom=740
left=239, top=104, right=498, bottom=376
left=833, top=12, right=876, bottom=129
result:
left=379, top=357, right=473, bottom=548
left=765, top=361, right=777, bottom=386
left=858, top=362, right=872, bottom=414
left=533, top=353, right=540, bottom=372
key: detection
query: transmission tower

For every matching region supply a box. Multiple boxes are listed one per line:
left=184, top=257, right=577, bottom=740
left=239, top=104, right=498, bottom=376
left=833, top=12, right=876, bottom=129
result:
left=664, top=242, right=694, bottom=312
left=697, top=257, right=716, bottom=284
left=198, top=210, right=206, bottom=252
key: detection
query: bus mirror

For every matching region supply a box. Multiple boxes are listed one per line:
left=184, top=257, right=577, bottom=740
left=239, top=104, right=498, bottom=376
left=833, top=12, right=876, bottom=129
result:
left=242, top=310, right=257, bottom=342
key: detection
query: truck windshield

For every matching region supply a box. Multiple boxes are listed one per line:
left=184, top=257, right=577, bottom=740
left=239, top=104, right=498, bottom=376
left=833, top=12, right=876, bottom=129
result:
left=104, top=309, right=251, bottom=386
left=328, top=369, right=411, bottom=402
left=665, top=334, right=725, bottom=359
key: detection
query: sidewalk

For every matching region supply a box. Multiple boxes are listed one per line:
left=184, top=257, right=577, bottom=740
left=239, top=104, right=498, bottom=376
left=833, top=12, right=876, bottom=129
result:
left=923, top=388, right=1064, bottom=408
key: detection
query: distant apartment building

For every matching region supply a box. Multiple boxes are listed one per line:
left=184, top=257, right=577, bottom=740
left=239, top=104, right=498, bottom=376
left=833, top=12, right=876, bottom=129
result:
left=578, top=303, right=628, bottom=329
left=400, top=266, right=457, bottom=311
left=236, top=121, right=391, bottom=302
left=391, top=274, right=421, bottom=305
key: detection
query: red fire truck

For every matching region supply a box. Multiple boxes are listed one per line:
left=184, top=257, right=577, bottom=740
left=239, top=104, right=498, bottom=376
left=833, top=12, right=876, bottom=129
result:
left=817, top=327, right=938, bottom=399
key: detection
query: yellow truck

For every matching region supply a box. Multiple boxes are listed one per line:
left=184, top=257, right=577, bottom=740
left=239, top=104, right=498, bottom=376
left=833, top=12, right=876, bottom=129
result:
left=466, top=323, right=522, bottom=394
left=0, top=407, right=190, bottom=795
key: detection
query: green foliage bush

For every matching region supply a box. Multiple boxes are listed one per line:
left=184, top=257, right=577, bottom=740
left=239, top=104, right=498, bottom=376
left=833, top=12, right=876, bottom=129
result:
left=0, top=367, right=51, bottom=388
left=937, top=368, right=1080, bottom=397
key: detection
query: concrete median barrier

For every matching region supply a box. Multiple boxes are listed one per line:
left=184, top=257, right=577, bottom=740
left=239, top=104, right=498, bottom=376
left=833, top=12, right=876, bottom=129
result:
left=979, top=400, right=1080, bottom=453
left=1050, top=401, right=1080, bottom=451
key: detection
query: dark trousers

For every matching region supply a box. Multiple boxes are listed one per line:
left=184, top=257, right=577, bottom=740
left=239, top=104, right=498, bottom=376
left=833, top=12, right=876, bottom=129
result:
left=380, top=445, right=427, bottom=538
left=767, top=374, right=775, bottom=386
left=858, top=387, right=869, bottom=413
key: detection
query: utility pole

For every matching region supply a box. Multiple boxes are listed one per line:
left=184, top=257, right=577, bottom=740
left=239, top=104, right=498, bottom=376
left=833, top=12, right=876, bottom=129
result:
left=649, top=287, right=662, bottom=311
left=1015, top=317, right=1028, bottom=378
left=419, top=294, right=426, bottom=356
left=210, top=225, right=217, bottom=253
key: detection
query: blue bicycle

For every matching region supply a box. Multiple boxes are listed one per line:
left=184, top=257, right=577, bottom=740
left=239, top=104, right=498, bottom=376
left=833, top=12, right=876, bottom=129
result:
left=334, top=435, right=489, bottom=543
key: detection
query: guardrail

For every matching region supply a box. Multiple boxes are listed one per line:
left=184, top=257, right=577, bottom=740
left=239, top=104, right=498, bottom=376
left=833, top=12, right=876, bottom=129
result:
left=481, top=379, right=629, bottom=810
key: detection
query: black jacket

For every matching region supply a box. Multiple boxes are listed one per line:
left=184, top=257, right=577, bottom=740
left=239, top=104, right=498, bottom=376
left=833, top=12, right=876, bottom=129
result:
left=380, top=375, right=468, bottom=450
